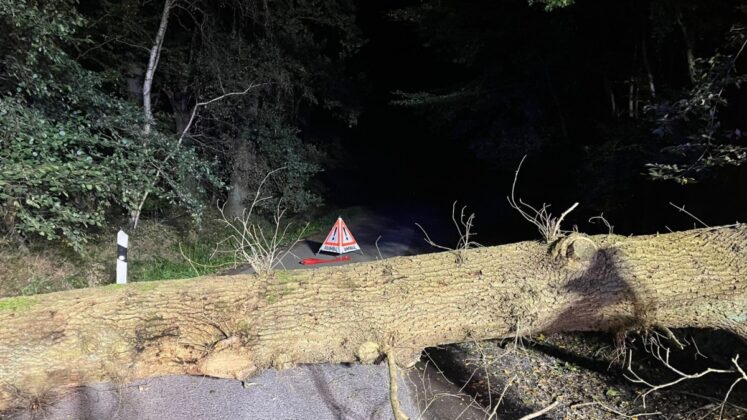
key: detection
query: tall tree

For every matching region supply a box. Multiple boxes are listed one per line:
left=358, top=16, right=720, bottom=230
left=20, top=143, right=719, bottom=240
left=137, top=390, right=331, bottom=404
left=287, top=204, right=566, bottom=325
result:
left=142, top=0, right=173, bottom=137
left=0, top=0, right=218, bottom=251
left=83, top=0, right=361, bottom=219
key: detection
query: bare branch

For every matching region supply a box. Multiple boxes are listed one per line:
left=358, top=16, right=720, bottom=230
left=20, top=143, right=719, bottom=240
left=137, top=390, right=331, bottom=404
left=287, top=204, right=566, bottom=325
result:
left=487, top=375, right=516, bottom=420
left=589, top=213, right=614, bottom=235
left=623, top=336, right=734, bottom=408
left=414, top=223, right=454, bottom=253
left=571, top=401, right=660, bottom=418
left=375, top=235, right=384, bottom=260
left=518, top=399, right=561, bottom=420
left=214, top=168, right=305, bottom=276
left=508, top=156, right=579, bottom=242
left=669, top=202, right=710, bottom=228
left=415, top=201, right=480, bottom=264
left=553, top=202, right=579, bottom=240
left=130, top=83, right=265, bottom=229
left=720, top=355, right=747, bottom=419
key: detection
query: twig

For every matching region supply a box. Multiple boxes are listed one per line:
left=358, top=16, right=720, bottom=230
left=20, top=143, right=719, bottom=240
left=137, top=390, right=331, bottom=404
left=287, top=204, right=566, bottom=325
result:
left=415, top=201, right=480, bottom=264
left=674, top=391, right=747, bottom=413
left=518, top=399, right=561, bottom=420
left=178, top=244, right=238, bottom=273
left=508, top=155, right=579, bottom=242
left=657, top=325, right=685, bottom=350
left=720, top=355, right=747, bottom=419
left=415, top=223, right=454, bottom=252
left=487, top=375, right=517, bottom=420
left=690, top=337, right=709, bottom=360
left=554, top=203, right=579, bottom=239
left=571, top=401, right=660, bottom=418
left=669, top=202, right=710, bottom=228
left=624, top=347, right=733, bottom=408
left=407, top=356, right=487, bottom=420
left=178, top=243, right=201, bottom=277
left=589, top=213, right=614, bottom=235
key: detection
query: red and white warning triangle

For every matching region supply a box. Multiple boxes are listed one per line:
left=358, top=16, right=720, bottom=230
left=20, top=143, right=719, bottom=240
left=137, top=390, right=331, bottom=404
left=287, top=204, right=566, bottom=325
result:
left=318, top=217, right=361, bottom=254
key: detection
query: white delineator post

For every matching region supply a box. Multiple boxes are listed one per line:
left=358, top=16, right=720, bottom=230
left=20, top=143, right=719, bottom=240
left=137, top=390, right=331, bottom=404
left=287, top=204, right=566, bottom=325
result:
left=117, top=230, right=129, bottom=284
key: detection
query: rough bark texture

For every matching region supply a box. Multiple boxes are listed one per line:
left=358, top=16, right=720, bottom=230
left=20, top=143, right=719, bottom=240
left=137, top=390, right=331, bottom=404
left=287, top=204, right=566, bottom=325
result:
left=142, top=0, right=172, bottom=136
left=1, top=225, right=746, bottom=411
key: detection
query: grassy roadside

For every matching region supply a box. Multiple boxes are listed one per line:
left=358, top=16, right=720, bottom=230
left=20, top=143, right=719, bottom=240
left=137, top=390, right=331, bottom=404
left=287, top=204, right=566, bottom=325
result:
left=0, top=206, right=365, bottom=298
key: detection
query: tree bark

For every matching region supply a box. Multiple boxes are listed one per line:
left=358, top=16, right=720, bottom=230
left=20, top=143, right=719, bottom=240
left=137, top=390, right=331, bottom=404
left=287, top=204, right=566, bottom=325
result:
left=128, top=0, right=173, bottom=229
left=1, top=225, right=746, bottom=411
left=142, top=0, right=173, bottom=136
left=225, top=139, right=259, bottom=219
left=675, top=6, right=697, bottom=83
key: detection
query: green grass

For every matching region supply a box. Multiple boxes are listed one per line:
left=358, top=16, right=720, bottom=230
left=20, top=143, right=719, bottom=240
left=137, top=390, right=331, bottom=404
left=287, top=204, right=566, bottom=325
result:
left=19, top=275, right=88, bottom=296
left=0, top=296, right=38, bottom=312
left=274, top=270, right=299, bottom=284
left=129, top=242, right=237, bottom=282
left=0, top=206, right=368, bottom=296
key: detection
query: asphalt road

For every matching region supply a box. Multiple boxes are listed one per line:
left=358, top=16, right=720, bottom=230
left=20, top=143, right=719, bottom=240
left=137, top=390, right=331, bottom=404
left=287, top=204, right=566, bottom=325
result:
left=9, top=205, right=486, bottom=420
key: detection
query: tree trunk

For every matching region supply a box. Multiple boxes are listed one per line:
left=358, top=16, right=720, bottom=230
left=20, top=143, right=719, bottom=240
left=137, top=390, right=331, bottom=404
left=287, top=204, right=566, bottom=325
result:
left=126, top=64, right=144, bottom=104
left=225, top=139, right=259, bottom=219
left=675, top=6, right=697, bottom=83
left=129, top=0, right=173, bottom=230
left=167, top=89, right=193, bottom=137
left=142, top=0, right=173, bottom=136
left=1, top=225, right=747, bottom=411
left=167, top=89, right=200, bottom=195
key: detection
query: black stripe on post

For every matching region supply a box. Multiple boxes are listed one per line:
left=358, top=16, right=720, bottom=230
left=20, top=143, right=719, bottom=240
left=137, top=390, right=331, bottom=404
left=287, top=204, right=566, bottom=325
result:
left=117, top=244, right=128, bottom=262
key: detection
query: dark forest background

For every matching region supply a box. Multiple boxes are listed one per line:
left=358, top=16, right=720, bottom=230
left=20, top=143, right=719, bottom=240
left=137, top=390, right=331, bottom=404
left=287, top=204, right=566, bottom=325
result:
left=347, top=0, right=747, bottom=243
left=2, top=0, right=746, bottom=251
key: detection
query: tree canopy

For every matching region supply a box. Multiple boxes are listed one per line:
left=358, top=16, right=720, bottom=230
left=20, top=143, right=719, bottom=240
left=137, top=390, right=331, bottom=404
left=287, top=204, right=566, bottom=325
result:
left=1, top=0, right=746, bottom=249
left=1, top=0, right=361, bottom=250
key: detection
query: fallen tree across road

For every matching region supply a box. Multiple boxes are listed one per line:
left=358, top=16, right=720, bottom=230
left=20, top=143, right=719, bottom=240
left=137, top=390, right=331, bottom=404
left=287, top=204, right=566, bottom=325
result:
left=1, top=225, right=746, bottom=413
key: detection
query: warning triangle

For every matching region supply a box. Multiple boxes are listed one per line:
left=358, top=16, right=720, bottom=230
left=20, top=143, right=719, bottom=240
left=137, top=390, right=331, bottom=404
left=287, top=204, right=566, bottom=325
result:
left=318, top=217, right=361, bottom=254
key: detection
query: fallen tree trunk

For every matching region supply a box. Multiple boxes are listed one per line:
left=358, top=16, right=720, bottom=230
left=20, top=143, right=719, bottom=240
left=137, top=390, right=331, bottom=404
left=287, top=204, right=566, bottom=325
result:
left=1, top=225, right=746, bottom=411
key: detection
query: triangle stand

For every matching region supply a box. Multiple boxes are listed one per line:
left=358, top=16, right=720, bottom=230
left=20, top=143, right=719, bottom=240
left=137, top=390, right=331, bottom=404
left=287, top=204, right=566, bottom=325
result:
left=316, top=216, right=364, bottom=256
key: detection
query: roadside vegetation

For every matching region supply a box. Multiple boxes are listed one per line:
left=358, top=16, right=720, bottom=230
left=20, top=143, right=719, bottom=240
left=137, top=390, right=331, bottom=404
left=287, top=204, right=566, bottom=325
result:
left=0, top=0, right=359, bottom=296
left=0, top=205, right=356, bottom=298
